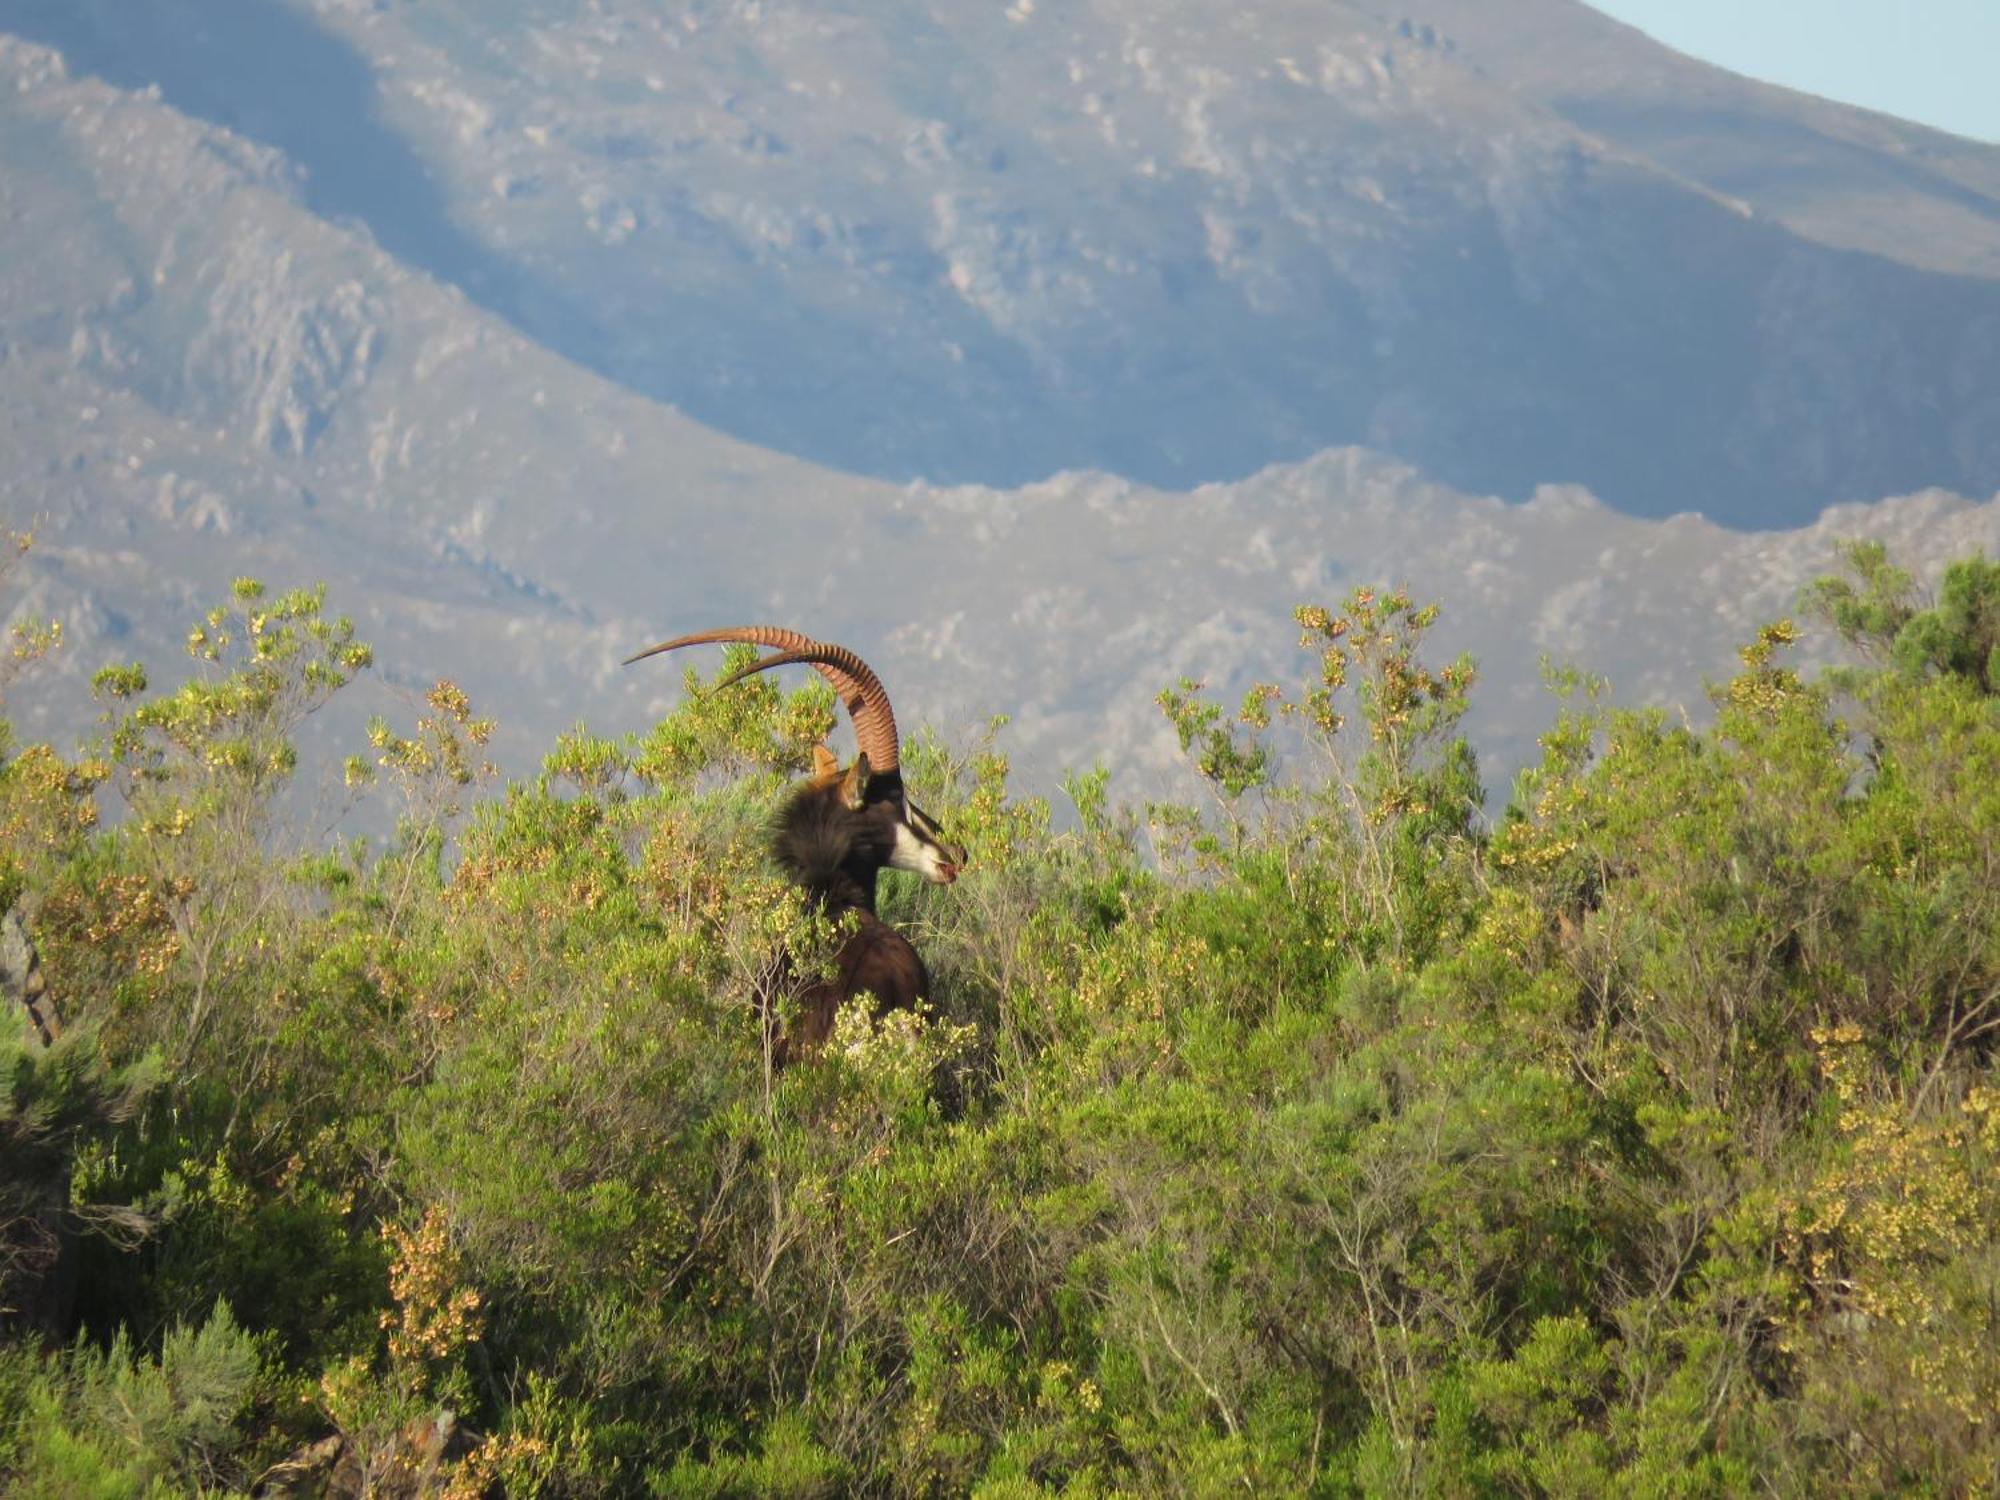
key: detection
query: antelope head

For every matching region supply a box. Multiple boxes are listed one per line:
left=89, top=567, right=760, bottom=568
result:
left=625, top=626, right=965, bottom=887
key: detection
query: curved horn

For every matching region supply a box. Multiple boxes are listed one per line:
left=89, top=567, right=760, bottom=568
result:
left=623, top=625, right=825, bottom=667
left=710, top=647, right=901, bottom=774
left=624, top=628, right=865, bottom=705
left=625, top=627, right=902, bottom=773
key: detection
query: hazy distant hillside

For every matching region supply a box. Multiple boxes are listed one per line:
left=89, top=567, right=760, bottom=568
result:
left=1387, top=0, right=2000, bottom=279
left=0, top=16, right=1996, bottom=808
left=4, top=0, right=1999, bottom=523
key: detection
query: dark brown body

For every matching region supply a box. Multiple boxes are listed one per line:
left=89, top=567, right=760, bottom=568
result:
left=774, top=910, right=930, bottom=1066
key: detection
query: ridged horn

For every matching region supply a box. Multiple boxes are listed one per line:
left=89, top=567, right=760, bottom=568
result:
left=624, top=627, right=902, bottom=774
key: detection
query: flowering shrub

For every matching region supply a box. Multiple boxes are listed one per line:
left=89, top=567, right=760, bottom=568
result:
left=2, top=558, right=1995, bottom=1494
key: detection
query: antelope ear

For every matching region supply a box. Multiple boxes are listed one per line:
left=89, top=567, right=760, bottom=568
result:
left=811, top=744, right=840, bottom=782
left=840, top=752, right=872, bottom=811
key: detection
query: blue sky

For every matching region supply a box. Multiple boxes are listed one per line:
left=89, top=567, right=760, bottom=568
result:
left=1588, top=0, right=2000, bottom=143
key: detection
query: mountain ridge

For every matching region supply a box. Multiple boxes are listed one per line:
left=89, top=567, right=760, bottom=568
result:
left=6, top=0, right=1998, bottom=518
left=0, top=16, right=1996, bottom=808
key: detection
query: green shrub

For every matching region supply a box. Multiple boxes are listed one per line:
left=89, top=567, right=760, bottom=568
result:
left=2, top=1301, right=270, bottom=1495
left=0, top=558, right=1993, bottom=1494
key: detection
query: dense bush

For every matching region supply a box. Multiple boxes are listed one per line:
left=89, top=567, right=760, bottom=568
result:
left=1, top=555, right=1995, bottom=1496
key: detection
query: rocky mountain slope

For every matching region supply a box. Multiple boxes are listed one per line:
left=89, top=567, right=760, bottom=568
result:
left=6, top=0, right=2000, bottom=523
left=0, top=12, right=1995, bottom=811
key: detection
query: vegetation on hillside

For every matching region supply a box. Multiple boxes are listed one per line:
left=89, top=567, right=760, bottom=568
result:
left=2, top=548, right=1996, bottom=1496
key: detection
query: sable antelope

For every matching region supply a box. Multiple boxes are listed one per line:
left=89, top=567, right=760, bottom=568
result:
left=625, top=627, right=964, bottom=1065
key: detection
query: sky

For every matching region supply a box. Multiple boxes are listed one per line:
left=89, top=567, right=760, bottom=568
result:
left=1588, top=0, right=2000, bottom=143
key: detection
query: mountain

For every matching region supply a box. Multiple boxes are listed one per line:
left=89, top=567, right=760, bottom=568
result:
left=0, top=10, right=1995, bottom=809
left=6, top=0, right=1998, bottom=524
left=1389, top=0, right=2000, bottom=280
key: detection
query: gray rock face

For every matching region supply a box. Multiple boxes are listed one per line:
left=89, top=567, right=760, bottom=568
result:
left=0, top=10, right=1996, bottom=808
left=1, top=908, right=56, bottom=1049
left=4, top=0, right=1998, bottom=522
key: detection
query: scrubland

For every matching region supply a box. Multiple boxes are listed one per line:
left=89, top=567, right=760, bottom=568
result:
left=3, top=547, right=1996, bottom=1496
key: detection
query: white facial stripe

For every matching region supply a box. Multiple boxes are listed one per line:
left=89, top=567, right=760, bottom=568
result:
left=889, top=818, right=955, bottom=882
